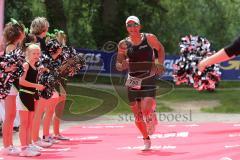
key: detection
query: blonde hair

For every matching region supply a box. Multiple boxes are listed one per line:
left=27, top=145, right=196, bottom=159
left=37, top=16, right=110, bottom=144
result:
left=56, top=31, right=67, bottom=46
left=30, top=17, right=49, bottom=35
left=25, top=44, right=41, bottom=61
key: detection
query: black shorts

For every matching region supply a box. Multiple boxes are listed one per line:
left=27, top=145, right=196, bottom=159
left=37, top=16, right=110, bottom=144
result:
left=224, top=36, right=240, bottom=57
left=19, top=90, right=36, bottom=111
left=127, top=75, right=156, bottom=102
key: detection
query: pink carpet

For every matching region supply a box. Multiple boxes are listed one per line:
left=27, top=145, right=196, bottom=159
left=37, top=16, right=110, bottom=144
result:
left=2, top=123, right=240, bottom=160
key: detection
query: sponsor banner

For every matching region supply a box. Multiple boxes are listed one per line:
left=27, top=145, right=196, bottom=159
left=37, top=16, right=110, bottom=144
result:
left=220, top=56, right=240, bottom=80
left=76, top=48, right=114, bottom=75
left=76, top=48, right=240, bottom=80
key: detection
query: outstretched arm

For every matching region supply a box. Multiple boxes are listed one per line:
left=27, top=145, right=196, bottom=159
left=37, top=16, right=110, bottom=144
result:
left=198, top=49, right=235, bottom=72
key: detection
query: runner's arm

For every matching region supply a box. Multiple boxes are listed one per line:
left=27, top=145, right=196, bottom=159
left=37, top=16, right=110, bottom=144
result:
left=116, top=40, right=128, bottom=71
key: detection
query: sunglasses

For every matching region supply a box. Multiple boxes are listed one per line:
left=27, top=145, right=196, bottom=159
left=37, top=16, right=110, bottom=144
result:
left=126, top=23, right=140, bottom=27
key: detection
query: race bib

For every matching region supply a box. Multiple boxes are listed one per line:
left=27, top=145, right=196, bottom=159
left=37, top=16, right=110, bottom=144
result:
left=125, top=75, right=142, bottom=90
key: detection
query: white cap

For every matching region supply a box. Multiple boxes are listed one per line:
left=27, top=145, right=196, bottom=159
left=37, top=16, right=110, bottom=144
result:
left=125, top=16, right=140, bottom=25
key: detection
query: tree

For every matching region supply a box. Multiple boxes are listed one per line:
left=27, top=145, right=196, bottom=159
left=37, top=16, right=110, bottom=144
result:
left=4, top=0, right=33, bottom=28
left=91, top=0, right=124, bottom=49
left=44, top=0, right=67, bottom=34
left=4, top=0, right=240, bottom=53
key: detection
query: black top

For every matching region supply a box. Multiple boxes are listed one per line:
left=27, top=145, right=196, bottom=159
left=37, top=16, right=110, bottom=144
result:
left=125, top=33, right=154, bottom=78
left=20, top=63, right=38, bottom=92
left=36, top=36, right=48, bottom=56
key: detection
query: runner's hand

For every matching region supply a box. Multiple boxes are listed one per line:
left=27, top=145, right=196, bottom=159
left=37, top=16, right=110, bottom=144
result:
left=155, top=64, right=165, bottom=76
left=122, top=59, right=129, bottom=70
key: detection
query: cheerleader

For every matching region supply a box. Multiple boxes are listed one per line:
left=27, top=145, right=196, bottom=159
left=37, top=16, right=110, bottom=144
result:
left=40, top=39, right=65, bottom=143
left=32, top=39, right=61, bottom=145
left=1, top=19, right=25, bottom=155
left=30, top=17, right=54, bottom=148
left=17, top=43, right=44, bottom=157
left=53, top=31, right=69, bottom=140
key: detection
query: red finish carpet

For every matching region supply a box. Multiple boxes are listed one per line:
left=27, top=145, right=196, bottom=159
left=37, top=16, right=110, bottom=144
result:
left=1, top=123, right=240, bottom=160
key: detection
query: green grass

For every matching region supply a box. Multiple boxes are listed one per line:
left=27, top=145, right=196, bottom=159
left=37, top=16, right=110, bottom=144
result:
left=200, top=90, right=240, bottom=113
left=64, top=75, right=240, bottom=114
left=65, top=84, right=240, bottom=114
left=217, top=81, right=240, bottom=88
left=66, top=95, right=103, bottom=114
left=158, top=89, right=240, bottom=113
